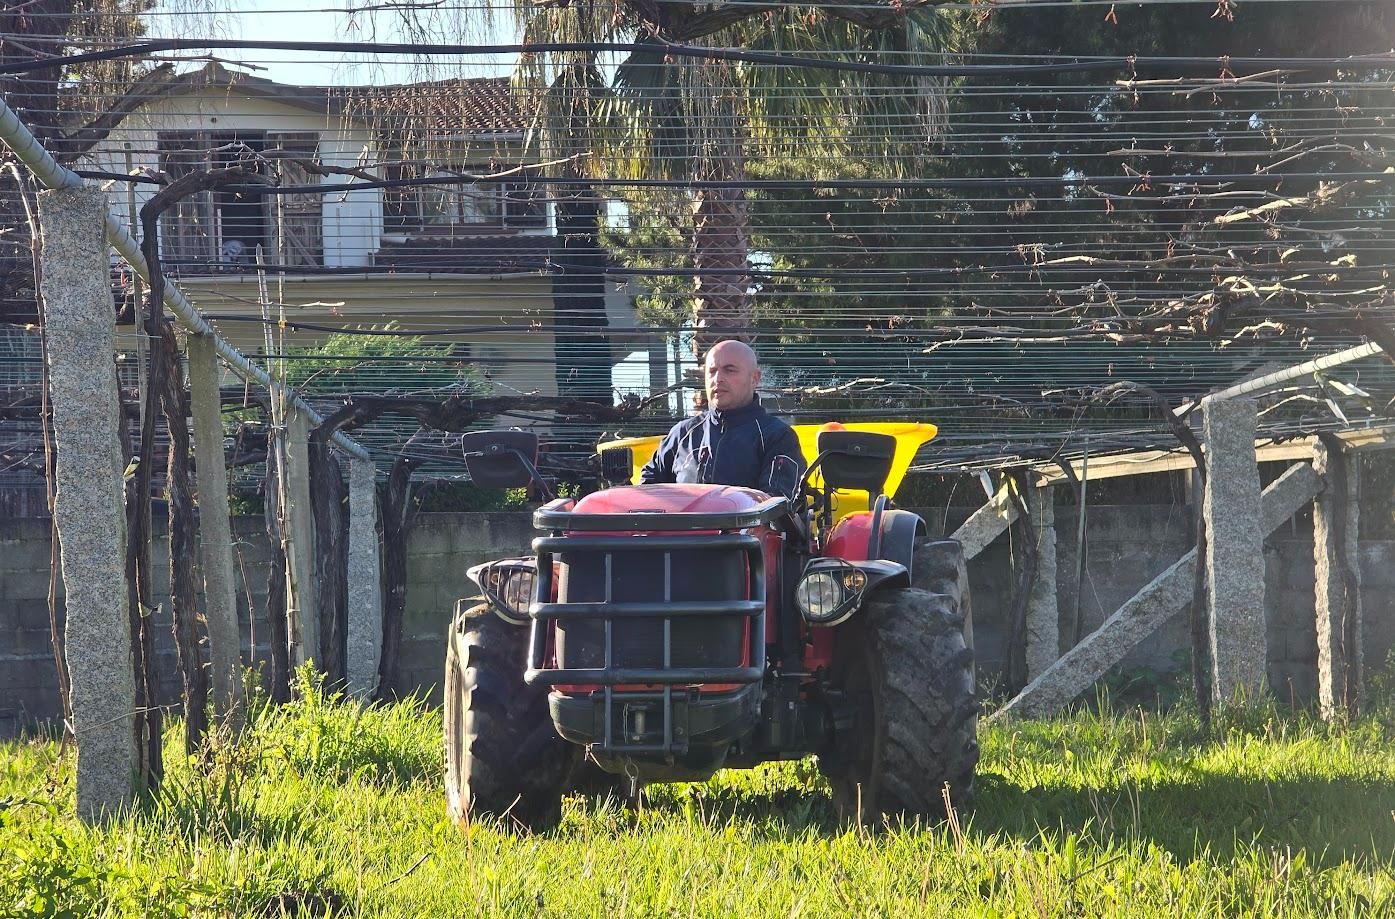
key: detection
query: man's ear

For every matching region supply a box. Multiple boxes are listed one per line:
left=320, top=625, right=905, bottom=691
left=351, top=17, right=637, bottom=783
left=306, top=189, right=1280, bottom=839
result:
left=753, top=366, right=763, bottom=387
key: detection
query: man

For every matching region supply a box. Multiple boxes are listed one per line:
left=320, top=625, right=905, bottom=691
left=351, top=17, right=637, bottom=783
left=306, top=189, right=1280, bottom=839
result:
left=640, top=340, right=806, bottom=497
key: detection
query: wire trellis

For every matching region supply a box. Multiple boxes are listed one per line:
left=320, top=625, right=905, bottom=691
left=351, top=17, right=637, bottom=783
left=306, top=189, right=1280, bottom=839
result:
left=2, top=0, right=1393, bottom=487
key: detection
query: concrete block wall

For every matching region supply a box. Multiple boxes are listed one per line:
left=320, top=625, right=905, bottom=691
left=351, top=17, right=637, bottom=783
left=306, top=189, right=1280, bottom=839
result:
left=0, top=517, right=276, bottom=737
left=914, top=504, right=1395, bottom=703
left=0, top=518, right=64, bottom=738
left=4, top=504, right=1394, bottom=735
left=391, top=512, right=536, bottom=703
left=1054, top=505, right=1196, bottom=678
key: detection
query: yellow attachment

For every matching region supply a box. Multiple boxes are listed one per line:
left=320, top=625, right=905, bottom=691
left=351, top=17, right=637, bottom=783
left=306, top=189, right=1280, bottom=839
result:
left=597, top=421, right=938, bottom=519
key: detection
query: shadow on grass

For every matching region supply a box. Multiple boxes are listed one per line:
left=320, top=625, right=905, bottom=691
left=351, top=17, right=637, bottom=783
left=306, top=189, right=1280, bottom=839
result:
left=969, top=770, right=1395, bottom=866
left=599, top=768, right=1395, bottom=867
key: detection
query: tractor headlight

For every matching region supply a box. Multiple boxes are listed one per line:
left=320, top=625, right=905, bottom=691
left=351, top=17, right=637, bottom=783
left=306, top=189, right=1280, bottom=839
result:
left=796, top=565, right=866, bottom=626
left=467, top=558, right=537, bottom=625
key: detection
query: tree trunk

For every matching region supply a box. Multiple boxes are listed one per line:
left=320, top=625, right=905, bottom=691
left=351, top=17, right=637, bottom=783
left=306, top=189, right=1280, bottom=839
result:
left=264, top=447, right=291, bottom=703
left=17, top=168, right=72, bottom=731
left=0, top=2, right=72, bottom=145
left=1003, top=472, right=1037, bottom=695
left=376, top=429, right=427, bottom=700
left=129, top=245, right=172, bottom=791
left=687, top=62, right=754, bottom=410
left=157, top=329, right=209, bottom=753
left=121, top=403, right=162, bottom=788
left=309, top=440, right=348, bottom=686
left=691, top=179, right=753, bottom=351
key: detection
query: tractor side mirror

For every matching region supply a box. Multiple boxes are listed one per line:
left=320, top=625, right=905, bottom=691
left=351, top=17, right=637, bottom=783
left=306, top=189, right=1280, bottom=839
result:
left=814, top=430, right=896, bottom=496
left=461, top=430, right=542, bottom=490
left=599, top=446, right=634, bottom=486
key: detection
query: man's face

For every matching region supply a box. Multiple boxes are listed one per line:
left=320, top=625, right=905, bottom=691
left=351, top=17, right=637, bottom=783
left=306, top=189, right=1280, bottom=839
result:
left=705, top=342, right=761, bottom=411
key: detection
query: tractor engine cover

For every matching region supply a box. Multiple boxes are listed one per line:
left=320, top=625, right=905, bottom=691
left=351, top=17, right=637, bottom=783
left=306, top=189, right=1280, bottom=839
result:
left=553, top=484, right=765, bottom=679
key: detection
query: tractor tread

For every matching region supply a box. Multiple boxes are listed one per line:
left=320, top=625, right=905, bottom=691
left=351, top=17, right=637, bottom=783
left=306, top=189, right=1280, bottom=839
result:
left=445, top=604, right=579, bottom=829
left=822, top=554, right=979, bottom=823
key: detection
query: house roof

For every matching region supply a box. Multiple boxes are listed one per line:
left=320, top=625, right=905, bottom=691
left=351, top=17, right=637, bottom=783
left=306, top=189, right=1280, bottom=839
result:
left=345, top=78, right=527, bottom=137
left=157, top=62, right=343, bottom=116
left=158, top=63, right=527, bottom=137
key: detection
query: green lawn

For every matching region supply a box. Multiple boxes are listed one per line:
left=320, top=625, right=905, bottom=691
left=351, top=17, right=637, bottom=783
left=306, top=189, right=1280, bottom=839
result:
left=4, top=677, right=1394, bottom=917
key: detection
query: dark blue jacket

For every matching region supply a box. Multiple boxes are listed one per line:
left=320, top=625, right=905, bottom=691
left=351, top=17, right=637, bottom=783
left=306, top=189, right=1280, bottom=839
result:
left=639, top=398, right=806, bottom=497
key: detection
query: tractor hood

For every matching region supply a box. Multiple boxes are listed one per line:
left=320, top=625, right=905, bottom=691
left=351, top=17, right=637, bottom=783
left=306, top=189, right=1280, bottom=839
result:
left=572, top=483, right=771, bottom=517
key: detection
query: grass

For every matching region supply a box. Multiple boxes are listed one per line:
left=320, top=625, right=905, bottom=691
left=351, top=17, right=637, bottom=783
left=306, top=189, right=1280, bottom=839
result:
left=3, top=674, right=1395, bottom=918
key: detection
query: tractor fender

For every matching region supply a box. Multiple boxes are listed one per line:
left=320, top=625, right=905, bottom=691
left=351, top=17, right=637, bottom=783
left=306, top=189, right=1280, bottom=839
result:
left=823, top=506, right=927, bottom=570
left=875, top=508, right=927, bottom=579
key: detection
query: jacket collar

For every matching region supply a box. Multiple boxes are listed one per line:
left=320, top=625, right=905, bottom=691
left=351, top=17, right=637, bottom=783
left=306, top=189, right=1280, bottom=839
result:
left=708, top=395, right=763, bottom=426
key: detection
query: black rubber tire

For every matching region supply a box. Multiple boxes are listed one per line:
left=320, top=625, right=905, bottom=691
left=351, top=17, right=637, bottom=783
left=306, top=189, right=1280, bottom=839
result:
left=913, top=538, right=975, bottom=653
left=821, top=586, right=979, bottom=824
left=444, top=602, right=579, bottom=829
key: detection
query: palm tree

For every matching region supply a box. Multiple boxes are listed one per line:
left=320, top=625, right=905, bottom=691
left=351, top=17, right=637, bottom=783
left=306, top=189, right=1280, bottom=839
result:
left=511, top=3, right=956, bottom=399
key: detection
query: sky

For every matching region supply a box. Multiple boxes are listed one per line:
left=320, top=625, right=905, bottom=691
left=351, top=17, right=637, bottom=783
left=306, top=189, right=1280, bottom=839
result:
left=147, top=0, right=521, bottom=87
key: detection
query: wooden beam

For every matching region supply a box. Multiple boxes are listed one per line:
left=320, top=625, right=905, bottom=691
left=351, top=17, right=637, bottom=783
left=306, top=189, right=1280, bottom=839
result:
left=1030, top=425, right=1394, bottom=488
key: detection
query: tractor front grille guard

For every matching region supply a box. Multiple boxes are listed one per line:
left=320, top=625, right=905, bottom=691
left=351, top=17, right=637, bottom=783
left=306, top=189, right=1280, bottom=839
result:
left=525, top=498, right=785, bottom=757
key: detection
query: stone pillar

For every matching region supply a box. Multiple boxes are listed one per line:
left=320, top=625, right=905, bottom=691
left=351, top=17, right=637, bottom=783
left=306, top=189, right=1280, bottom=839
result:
left=1024, top=484, right=1059, bottom=680
left=186, top=334, right=245, bottom=733
left=282, top=404, right=319, bottom=668
left=38, top=186, right=136, bottom=820
left=345, top=457, right=383, bottom=698
left=1313, top=437, right=1363, bottom=718
left=1201, top=396, right=1267, bottom=704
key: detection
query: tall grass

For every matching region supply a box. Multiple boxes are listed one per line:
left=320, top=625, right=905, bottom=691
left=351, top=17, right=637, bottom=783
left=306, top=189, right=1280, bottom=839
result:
left=3, top=674, right=1394, bottom=917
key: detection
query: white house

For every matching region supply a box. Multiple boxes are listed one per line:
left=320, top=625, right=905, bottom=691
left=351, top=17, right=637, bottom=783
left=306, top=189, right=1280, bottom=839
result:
left=85, top=63, right=660, bottom=401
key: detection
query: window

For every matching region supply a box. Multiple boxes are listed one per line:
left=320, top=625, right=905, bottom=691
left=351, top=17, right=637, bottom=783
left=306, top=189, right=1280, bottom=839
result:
left=383, top=164, right=546, bottom=234
left=156, top=130, right=323, bottom=270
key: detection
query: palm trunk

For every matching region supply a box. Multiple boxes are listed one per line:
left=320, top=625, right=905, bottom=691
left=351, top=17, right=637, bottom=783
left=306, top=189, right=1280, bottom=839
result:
left=691, top=178, right=753, bottom=348
left=689, top=175, right=753, bottom=411
left=685, top=58, right=754, bottom=409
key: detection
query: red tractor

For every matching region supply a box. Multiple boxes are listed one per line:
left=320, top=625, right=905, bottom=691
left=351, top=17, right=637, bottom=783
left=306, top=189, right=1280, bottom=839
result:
left=444, top=423, right=976, bottom=826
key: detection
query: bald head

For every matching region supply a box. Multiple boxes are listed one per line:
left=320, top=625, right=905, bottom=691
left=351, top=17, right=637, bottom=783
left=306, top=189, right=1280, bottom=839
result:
left=705, top=340, right=762, bottom=411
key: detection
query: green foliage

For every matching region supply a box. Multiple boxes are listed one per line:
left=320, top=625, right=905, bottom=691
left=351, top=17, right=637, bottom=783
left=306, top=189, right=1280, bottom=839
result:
left=274, top=323, right=485, bottom=397
left=409, top=482, right=530, bottom=513
left=226, top=492, right=265, bottom=517
left=5, top=689, right=1395, bottom=916
left=256, top=663, right=442, bottom=788
left=1365, top=647, right=1395, bottom=709
left=0, top=801, right=220, bottom=918
left=0, top=818, right=105, bottom=919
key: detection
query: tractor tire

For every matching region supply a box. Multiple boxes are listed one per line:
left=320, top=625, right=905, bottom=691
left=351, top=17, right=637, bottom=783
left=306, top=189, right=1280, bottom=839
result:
left=444, top=602, right=579, bottom=829
left=822, top=586, right=978, bottom=824
left=913, top=538, right=975, bottom=653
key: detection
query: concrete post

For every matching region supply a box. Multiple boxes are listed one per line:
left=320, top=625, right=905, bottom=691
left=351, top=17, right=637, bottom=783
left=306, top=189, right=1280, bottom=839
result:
left=345, top=458, right=383, bottom=698
left=37, top=186, right=136, bottom=819
left=186, top=333, right=245, bottom=733
left=1313, top=437, right=1363, bottom=718
left=1201, top=396, right=1267, bottom=704
left=282, top=405, right=319, bottom=668
left=991, top=462, right=1321, bottom=721
left=1024, top=484, right=1059, bottom=680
